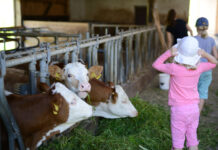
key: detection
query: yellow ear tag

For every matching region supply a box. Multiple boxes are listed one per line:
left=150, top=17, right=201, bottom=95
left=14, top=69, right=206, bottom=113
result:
left=91, top=72, right=101, bottom=79
left=96, top=74, right=101, bottom=79
left=53, top=103, right=59, bottom=115
left=90, top=72, right=96, bottom=79
left=53, top=111, right=58, bottom=115
left=55, top=73, right=61, bottom=81
left=54, top=104, right=59, bottom=111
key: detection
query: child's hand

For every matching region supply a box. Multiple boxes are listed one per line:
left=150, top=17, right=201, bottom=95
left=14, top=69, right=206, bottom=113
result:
left=198, top=49, right=206, bottom=57
left=170, top=47, right=178, bottom=56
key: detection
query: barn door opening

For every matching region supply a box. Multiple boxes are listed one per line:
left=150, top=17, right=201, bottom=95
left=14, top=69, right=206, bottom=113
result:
left=134, top=6, right=147, bottom=25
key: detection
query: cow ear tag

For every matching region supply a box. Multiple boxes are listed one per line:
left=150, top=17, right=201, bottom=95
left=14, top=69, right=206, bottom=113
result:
left=96, top=74, right=101, bottom=79
left=90, top=72, right=96, bottom=79
left=91, top=72, right=101, bottom=79
left=53, top=103, right=59, bottom=115
left=55, top=73, right=61, bottom=81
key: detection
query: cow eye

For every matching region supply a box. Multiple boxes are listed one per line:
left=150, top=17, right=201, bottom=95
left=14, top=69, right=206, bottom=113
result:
left=68, top=74, right=72, bottom=78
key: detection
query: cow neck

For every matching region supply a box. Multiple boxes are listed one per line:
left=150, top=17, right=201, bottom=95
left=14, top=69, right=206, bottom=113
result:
left=86, top=78, right=117, bottom=106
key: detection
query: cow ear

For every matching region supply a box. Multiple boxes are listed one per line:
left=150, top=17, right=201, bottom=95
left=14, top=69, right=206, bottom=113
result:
left=38, top=82, right=50, bottom=93
left=49, top=65, right=64, bottom=81
left=88, top=65, right=103, bottom=79
left=111, top=88, right=118, bottom=104
left=107, top=82, right=115, bottom=88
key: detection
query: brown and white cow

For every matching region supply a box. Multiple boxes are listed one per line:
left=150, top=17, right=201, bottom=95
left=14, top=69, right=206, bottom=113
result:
left=45, top=64, right=138, bottom=119
left=2, top=82, right=93, bottom=150
left=86, top=78, right=138, bottom=119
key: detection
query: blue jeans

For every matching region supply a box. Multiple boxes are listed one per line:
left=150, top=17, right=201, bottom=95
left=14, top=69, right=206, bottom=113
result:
left=198, top=71, right=212, bottom=99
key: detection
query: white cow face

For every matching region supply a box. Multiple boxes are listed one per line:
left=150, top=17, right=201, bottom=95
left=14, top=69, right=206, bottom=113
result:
left=37, top=82, right=93, bottom=148
left=63, top=62, right=91, bottom=99
left=93, top=85, right=138, bottom=119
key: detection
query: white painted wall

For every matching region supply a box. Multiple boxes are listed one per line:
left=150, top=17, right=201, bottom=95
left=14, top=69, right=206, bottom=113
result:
left=189, top=0, right=217, bottom=35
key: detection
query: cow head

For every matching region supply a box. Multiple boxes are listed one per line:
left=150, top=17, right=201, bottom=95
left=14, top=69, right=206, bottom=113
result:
left=49, top=62, right=91, bottom=99
left=93, top=85, right=138, bottom=119
left=63, top=63, right=91, bottom=98
left=36, top=82, right=93, bottom=148
left=49, top=63, right=103, bottom=99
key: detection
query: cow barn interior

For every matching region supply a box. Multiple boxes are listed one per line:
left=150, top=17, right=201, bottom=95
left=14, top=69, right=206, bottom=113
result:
left=1, top=0, right=218, bottom=150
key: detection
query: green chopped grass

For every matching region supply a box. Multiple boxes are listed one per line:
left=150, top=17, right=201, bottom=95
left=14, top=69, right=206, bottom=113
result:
left=39, top=97, right=218, bottom=150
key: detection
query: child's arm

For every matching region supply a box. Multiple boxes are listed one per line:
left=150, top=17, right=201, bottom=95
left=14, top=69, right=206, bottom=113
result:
left=199, top=49, right=218, bottom=64
left=152, top=49, right=175, bottom=74
left=198, top=49, right=217, bottom=72
left=212, top=46, right=218, bottom=59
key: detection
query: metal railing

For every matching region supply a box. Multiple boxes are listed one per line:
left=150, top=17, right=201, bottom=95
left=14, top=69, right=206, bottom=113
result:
left=4, top=26, right=164, bottom=84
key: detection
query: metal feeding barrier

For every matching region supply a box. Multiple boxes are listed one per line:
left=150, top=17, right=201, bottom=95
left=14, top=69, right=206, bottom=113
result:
left=0, top=25, right=165, bottom=150
left=0, top=51, right=25, bottom=150
left=0, top=27, right=80, bottom=53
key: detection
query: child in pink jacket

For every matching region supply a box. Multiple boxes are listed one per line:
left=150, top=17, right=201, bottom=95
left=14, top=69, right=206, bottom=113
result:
left=152, top=36, right=217, bottom=150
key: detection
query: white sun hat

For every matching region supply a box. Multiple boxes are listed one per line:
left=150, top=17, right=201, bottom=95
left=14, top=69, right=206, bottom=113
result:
left=173, top=36, right=201, bottom=67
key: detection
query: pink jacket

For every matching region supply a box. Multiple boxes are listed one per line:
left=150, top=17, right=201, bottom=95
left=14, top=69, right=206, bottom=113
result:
left=152, top=50, right=216, bottom=106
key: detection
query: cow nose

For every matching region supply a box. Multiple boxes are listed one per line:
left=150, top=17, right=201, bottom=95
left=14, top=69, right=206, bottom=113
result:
left=79, top=83, right=91, bottom=92
left=132, top=110, right=138, bottom=117
left=135, top=111, right=138, bottom=116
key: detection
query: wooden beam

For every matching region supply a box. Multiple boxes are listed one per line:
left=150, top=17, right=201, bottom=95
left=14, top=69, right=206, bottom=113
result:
left=152, top=8, right=167, bottom=51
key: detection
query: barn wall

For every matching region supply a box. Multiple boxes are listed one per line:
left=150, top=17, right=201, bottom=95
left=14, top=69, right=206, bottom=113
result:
left=155, top=0, right=190, bottom=24
left=69, top=0, right=190, bottom=25
left=69, top=0, right=149, bottom=24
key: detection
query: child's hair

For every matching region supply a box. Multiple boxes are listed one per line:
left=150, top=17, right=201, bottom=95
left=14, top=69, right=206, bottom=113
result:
left=173, top=60, right=199, bottom=70
left=166, top=9, right=176, bottom=26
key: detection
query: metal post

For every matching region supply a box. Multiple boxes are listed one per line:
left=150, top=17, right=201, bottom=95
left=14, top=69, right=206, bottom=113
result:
left=118, top=31, right=124, bottom=84
left=104, top=40, right=111, bottom=82
left=40, top=58, right=47, bottom=83
left=134, top=34, right=140, bottom=73
left=71, top=39, right=79, bottom=63
left=64, top=50, right=69, bottom=65
left=78, top=34, right=83, bottom=59
left=129, top=34, right=134, bottom=78
left=86, top=32, right=92, bottom=68
left=115, top=26, right=119, bottom=35
left=0, top=51, right=25, bottom=150
left=92, top=35, right=99, bottom=66
left=114, top=39, right=118, bottom=84
left=138, top=34, right=142, bottom=70
left=125, top=37, right=129, bottom=81
left=29, top=50, right=37, bottom=94
left=64, top=43, right=70, bottom=65
left=141, top=32, right=147, bottom=67
left=105, top=28, right=108, bottom=35
left=147, top=31, right=152, bottom=62
left=110, top=40, right=114, bottom=82
left=103, top=41, right=108, bottom=82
